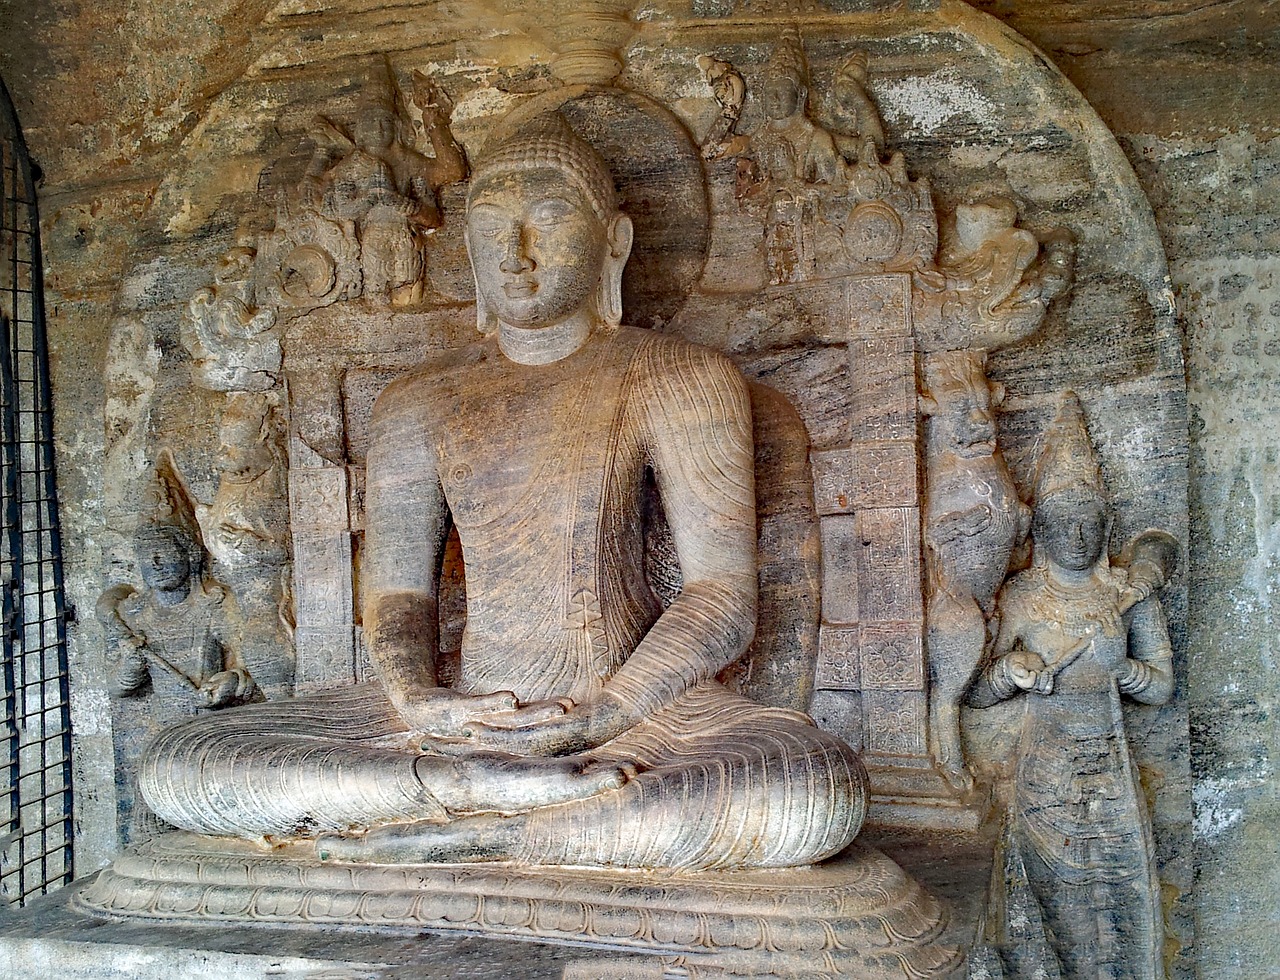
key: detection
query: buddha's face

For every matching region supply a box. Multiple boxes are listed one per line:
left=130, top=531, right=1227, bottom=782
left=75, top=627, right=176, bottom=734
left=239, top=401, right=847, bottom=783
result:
left=466, top=168, right=608, bottom=331
left=1037, top=495, right=1106, bottom=572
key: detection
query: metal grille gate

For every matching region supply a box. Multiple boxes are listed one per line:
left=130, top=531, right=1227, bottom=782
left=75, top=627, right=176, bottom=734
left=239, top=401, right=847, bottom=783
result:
left=0, top=78, right=74, bottom=908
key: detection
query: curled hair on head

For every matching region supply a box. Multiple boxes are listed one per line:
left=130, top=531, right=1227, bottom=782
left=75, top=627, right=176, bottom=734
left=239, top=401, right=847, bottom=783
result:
left=468, top=112, right=618, bottom=223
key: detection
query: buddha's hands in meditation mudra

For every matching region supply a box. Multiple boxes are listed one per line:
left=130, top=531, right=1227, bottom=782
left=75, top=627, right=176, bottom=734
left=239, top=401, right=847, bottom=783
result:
left=417, top=692, right=632, bottom=757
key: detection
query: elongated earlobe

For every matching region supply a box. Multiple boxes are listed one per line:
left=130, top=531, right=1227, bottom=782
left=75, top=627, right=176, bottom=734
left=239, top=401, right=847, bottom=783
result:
left=598, top=213, right=634, bottom=327
left=465, top=233, right=498, bottom=336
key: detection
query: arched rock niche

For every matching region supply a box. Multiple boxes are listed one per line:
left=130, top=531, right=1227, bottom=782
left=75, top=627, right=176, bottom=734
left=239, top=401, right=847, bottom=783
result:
left=96, top=1, right=1190, bottom=974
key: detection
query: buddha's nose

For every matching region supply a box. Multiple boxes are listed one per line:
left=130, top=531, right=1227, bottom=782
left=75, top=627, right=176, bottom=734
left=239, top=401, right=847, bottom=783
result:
left=500, top=227, right=535, bottom=274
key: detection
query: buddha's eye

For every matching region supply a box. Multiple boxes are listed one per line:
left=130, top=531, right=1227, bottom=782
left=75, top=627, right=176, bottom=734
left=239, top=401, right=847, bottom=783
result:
left=531, top=199, right=576, bottom=227
left=468, top=206, right=508, bottom=240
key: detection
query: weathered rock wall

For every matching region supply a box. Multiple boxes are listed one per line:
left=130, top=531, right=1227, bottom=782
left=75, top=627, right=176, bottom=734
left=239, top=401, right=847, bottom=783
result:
left=0, top=0, right=1275, bottom=975
left=972, top=4, right=1280, bottom=974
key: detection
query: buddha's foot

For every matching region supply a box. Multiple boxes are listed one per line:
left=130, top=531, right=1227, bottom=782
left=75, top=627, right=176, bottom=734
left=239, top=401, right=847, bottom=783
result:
left=317, top=812, right=517, bottom=865
left=416, top=750, right=634, bottom=814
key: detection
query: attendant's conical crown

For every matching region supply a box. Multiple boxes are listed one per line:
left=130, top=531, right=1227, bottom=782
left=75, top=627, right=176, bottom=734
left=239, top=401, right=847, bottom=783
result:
left=1034, top=391, right=1105, bottom=506
left=765, top=33, right=809, bottom=89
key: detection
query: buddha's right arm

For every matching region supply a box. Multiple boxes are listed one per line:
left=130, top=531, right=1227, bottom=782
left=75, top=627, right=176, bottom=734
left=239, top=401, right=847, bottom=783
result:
left=364, top=381, right=449, bottom=709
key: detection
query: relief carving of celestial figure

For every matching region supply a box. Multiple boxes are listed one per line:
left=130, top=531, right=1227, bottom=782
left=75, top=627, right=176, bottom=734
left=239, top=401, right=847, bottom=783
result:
left=744, top=35, right=850, bottom=284
left=825, top=49, right=884, bottom=163
left=749, top=35, right=845, bottom=187
left=135, top=112, right=867, bottom=872
left=967, top=392, right=1176, bottom=980
left=97, top=451, right=256, bottom=715
left=269, top=68, right=468, bottom=308
left=181, top=246, right=281, bottom=393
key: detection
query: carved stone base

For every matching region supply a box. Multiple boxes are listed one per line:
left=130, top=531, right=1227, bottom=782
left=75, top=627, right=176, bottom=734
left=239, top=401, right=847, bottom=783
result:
left=76, top=832, right=963, bottom=979
left=865, top=758, right=991, bottom=832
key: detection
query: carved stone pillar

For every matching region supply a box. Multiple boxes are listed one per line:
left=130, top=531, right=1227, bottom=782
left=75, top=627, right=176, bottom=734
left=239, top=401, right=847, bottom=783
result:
left=807, top=272, right=964, bottom=826
left=288, top=449, right=357, bottom=690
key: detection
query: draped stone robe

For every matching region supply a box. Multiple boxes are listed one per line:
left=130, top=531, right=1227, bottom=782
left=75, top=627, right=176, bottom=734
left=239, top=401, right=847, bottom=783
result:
left=140, top=326, right=864, bottom=870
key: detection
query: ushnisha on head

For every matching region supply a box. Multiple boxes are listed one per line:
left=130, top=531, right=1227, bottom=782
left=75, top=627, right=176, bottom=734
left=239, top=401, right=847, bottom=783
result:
left=464, top=112, right=633, bottom=341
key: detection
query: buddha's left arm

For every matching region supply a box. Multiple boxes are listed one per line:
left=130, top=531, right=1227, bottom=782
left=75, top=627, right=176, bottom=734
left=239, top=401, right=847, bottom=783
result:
left=601, top=345, right=759, bottom=723
left=1119, top=595, right=1175, bottom=705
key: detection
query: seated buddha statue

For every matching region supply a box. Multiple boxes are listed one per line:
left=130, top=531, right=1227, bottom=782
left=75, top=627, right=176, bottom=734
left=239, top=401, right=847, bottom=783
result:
left=137, top=112, right=866, bottom=872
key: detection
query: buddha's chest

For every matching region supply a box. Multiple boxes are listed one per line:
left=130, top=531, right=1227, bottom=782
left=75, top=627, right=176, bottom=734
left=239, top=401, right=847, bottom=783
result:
left=434, top=365, right=638, bottom=529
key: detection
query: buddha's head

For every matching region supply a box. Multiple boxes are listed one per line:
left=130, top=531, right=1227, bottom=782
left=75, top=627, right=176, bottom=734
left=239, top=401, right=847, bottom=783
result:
left=465, top=112, right=633, bottom=335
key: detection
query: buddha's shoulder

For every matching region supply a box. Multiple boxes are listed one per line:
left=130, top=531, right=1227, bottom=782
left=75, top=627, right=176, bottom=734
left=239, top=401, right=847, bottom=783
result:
left=370, top=341, right=495, bottom=420
left=616, top=327, right=744, bottom=388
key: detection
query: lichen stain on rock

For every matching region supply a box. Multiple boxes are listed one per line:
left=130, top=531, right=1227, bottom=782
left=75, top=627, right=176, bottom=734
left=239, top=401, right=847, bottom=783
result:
left=1185, top=253, right=1280, bottom=606
left=164, top=157, right=265, bottom=237
left=1192, top=770, right=1270, bottom=843
left=104, top=318, right=162, bottom=476
left=875, top=69, right=999, bottom=135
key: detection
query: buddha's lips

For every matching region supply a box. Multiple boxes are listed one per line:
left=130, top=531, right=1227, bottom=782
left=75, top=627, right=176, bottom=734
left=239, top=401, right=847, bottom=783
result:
left=504, top=278, right=537, bottom=297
